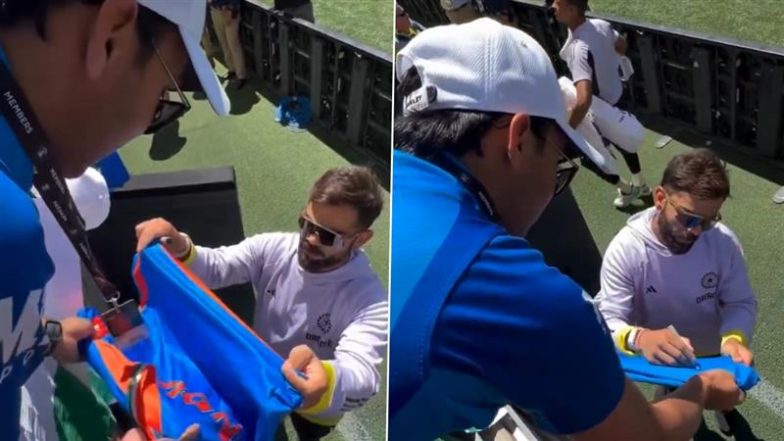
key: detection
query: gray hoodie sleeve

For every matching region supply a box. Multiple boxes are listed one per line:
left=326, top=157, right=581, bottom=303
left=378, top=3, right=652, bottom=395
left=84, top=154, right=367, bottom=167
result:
left=717, top=227, right=757, bottom=344
left=301, top=292, right=388, bottom=423
left=596, top=230, right=639, bottom=347
left=187, top=235, right=271, bottom=290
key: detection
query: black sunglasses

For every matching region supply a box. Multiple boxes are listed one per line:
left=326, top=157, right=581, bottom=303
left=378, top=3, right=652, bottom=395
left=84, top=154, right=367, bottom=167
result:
left=144, top=41, right=191, bottom=135
left=298, top=215, right=355, bottom=248
left=492, top=115, right=580, bottom=196
left=554, top=158, right=579, bottom=196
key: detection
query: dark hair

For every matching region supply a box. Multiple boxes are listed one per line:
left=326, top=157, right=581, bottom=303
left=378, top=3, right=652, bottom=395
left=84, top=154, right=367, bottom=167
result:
left=564, top=0, right=589, bottom=14
left=309, top=166, right=384, bottom=230
left=0, top=0, right=174, bottom=63
left=394, top=66, right=549, bottom=157
left=661, top=149, right=730, bottom=200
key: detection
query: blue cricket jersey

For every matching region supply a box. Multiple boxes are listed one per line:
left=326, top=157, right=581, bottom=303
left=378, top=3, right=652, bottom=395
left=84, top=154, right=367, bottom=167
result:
left=0, top=50, right=55, bottom=440
left=389, top=150, right=625, bottom=440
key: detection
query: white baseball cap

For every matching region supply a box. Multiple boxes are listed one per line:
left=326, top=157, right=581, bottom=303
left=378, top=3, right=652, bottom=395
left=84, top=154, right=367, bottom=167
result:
left=138, top=0, right=231, bottom=116
left=396, top=18, right=613, bottom=174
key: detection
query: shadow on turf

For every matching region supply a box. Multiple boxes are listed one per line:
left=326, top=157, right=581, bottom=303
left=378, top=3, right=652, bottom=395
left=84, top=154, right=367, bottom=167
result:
left=729, top=412, right=766, bottom=441
left=149, top=120, right=187, bottom=161
left=226, top=80, right=261, bottom=116
left=639, top=115, right=784, bottom=187
left=193, top=77, right=261, bottom=116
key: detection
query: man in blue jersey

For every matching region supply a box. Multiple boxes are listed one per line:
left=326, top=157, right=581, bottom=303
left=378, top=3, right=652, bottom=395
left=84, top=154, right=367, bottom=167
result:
left=390, top=18, right=744, bottom=441
left=0, top=1, right=323, bottom=440
left=0, top=1, right=226, bottom=439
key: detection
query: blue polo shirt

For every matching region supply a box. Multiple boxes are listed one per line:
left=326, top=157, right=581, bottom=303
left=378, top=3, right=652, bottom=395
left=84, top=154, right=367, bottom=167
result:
left=0, top=51, right=56, bottom=439
left=389, top=150, right=625, bottom=440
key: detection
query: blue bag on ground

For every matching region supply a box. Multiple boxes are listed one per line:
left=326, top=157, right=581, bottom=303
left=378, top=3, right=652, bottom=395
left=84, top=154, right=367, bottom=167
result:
left=619, top=351, right=760, bottom=391
left=78, top=244, right=302, bottom=441
left=274, top=96, right=311, bottom=131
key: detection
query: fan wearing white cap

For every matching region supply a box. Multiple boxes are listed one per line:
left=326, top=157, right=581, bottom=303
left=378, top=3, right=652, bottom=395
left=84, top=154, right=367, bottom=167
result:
left=389, top=18, right=743, bottom=441
left=0, top=1, right=238, bottom=440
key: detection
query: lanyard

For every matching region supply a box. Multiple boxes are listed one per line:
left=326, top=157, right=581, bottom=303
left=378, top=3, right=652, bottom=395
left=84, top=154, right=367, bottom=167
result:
left=418, top=149, right=499, bottom=222
left=0, top=60, right=121, bottom=307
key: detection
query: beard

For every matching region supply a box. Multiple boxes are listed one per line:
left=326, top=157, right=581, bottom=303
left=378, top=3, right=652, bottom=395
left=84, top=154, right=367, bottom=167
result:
left=656, top=213, right=699, bottom=255
left=297, top=240, right=352, bottom=273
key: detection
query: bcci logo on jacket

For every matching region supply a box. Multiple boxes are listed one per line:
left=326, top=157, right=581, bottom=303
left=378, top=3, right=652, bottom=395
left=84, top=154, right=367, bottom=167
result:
left=317, top=313, right=332, bottom=334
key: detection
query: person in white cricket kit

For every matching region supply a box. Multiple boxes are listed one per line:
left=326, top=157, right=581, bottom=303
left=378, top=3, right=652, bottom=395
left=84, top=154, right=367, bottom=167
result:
left=134, top=165, right=388, bottom=441
left=595, top=149, right=757, bottom=436
left=552, top=0, right=649, bottom=208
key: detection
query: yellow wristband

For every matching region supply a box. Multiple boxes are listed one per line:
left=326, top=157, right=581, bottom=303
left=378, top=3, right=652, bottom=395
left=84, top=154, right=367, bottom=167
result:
left=616, top=326, right=637, bottom=355
left=721, top=330, right=747, bottom=348
left=298, top=361, right=337, bottom=416
left=181, top=242, right=197, bottom=266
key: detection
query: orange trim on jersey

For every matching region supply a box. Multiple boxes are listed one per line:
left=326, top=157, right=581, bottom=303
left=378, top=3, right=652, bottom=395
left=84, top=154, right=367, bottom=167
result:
left=94, top=340, right=136, bottom=392
left=135, top=365, right=164, bottom=438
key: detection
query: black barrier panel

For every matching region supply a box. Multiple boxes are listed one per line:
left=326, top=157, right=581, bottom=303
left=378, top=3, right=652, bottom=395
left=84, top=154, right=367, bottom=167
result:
left=87, top=167, right=256, bottom=325
left=400, top=0, right=784, bottom=163
left=526, top=188, right=604, bottom=295
left=206, top=1, right=392, bottom=174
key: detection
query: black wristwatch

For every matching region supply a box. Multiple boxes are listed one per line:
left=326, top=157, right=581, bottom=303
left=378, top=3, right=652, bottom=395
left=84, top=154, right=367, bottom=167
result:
left=43, top=319, right=63, bottom=356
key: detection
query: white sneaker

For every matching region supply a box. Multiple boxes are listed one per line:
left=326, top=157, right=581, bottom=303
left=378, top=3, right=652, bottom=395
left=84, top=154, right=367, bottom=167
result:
left=638, top=184, right=652, bottom=197
left=613, top=186, right=642, bottom=208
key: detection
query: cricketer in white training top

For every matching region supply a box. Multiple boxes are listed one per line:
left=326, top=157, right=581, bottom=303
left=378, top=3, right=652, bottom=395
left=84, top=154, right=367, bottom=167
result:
left=134, top=166, right=388, bottom=438
left=595, top=150, right=756, bottom=366
left=553, top=0, right=650, bottom=209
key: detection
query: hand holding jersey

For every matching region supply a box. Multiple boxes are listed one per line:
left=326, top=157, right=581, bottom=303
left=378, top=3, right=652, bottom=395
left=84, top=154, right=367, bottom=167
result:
left=721, top=338, right=754, bottom=366
left=49, top=317, right=93, bottom=364
left=135, top=217, right=331, bottom=409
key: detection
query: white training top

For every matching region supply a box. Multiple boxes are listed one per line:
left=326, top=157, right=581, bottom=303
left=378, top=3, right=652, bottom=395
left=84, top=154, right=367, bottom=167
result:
left=595, top=207, right=757, bottom=355
left=188, top=232, right=388, bottom=424
left=560, top=18, right=624, bottom=106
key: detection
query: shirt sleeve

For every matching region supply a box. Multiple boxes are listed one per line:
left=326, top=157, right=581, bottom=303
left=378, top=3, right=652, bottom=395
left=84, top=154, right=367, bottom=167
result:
left=717, top=228, right=757, bottom=345
left=298, top=287, right=388, bottom=424
left=431, top=236, right=625, bottom=435
left=568, top=40, right=594, bottom=85
left=595, top=230, right=639, bottom=351
left=187, top=234, right=272, bottom=290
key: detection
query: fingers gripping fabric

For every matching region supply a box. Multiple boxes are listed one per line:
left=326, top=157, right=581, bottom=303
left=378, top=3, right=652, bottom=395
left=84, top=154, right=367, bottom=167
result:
left=618, top=351, right=760, bottom=391
left=78, top=244, right=302, bottom=441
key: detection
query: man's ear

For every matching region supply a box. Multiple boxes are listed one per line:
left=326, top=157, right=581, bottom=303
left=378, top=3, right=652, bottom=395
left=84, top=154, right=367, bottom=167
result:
left=506, top=113, right=531, bottom=168
left=353, top=230, right=374, bottom=249
left=85, top=0, right=138, bottom=81
left=653, top=186, right=667, bottom=210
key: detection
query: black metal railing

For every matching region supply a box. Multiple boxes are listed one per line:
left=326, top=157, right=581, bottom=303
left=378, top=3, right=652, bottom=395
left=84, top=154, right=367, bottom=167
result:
left=207, top=1, right=393, bottom=174
left=398, top=0, right=784, bottom=163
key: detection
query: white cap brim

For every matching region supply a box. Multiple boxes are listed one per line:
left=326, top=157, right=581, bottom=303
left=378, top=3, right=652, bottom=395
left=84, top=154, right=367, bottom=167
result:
left=554, top=117, right=618, bottom=176
left=181, top=28, right=231, bottom=116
